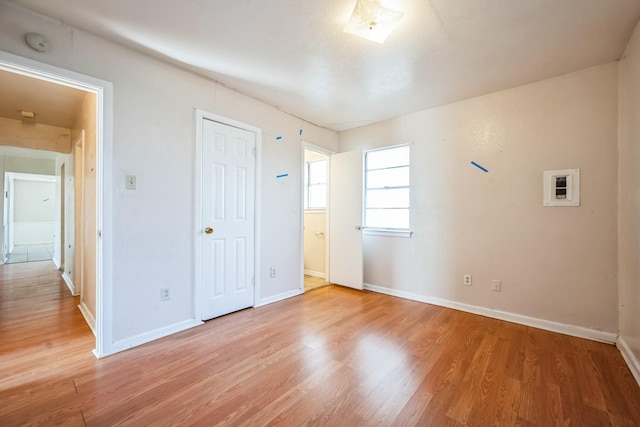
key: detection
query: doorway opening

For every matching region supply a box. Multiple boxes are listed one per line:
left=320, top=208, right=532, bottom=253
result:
left=4, top=172, right=56, bottom=264
left=0, top=51, right=112, bottom=357
left=302, top=144, right=332, bottom=292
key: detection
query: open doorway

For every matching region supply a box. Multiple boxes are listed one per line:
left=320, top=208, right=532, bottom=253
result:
left=302, top=144, right=332, bottom=292
left=4, top=172, right=56, bottom=264
left=0, top=51, right=108, bottom=355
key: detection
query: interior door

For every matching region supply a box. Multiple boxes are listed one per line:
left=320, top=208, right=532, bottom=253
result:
left=201, top=119, right=256, bottom=320
left=329, top=150, right=363, bottom=290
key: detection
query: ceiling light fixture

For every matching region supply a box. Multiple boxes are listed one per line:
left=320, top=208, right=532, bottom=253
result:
left=20, top=110, right=35, bottom=119
left=344, top=0, right=404, bottom=44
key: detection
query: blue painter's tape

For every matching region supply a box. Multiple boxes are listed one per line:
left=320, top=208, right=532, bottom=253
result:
left=299, top=129, right=303, bottom=135
left=470, top=161, right=488, bottom=173
left=43, top=198, right=49, bottom=202
left=276, top=173, right=289, bottom=179
left=276, top=136, right=282, bottom=140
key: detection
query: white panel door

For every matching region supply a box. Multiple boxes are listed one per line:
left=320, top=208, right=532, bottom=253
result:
left=201, top=119, right=255, bottom=320
left=329, top=150, right=363, bottom=290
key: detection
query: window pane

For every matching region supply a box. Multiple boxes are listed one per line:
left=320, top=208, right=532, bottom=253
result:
left=308, top=160, right=327, bottom=184
left=308, top=184, right=326, bottom=209
left=367, top=166, right=409, bottom=189
left=366, top=145, right=409, bottom=170
left=366, top=188, right=409, bottom=208
left=365, top=209, right=409, bottom=229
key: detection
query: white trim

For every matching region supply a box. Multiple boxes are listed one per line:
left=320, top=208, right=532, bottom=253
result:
left=62, top=272, right=78, bottom=296
left=78, top=302, right=96, bottom=336
left=0, top=50, right=113, bottom=359
left=363, top=283, right=618, bottom=344
left=363, top=228, right=413, bottom=238
left=194, top=109, right=262, bottom=320
left=617, top=336, right=640, bottom=387
left=304, top=269, right=326, bottom=279
left=108, top=319, right=203, bottom=356
left=257, top=288, right=303, bottom=307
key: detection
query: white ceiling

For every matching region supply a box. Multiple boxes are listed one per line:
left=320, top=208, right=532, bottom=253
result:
left=9, top=0, right=640, bottom=131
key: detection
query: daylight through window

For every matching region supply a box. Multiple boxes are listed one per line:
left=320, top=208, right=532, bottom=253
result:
left=304, top=159, right=327, bottom=209
left=364, top=144, right=410, bottom=229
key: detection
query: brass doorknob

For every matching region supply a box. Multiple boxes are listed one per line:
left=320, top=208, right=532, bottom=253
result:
left=205, top=227, right=214, bottom=234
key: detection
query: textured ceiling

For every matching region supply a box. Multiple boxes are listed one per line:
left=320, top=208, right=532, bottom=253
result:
left=7, top=0, right=640, bottom=131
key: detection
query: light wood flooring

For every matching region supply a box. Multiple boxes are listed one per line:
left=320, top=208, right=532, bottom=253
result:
left=304, top=274, right=329, bottom=292
left=2, top=261, right=640, bottom=426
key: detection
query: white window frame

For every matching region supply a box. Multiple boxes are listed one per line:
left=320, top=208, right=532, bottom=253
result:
left=304, top=158, right=327, bottom=210
left=363, top=144, right=412, bottom=238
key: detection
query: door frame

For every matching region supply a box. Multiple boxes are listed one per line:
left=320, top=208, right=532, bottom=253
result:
left=0, top=50, right=113, bottom=358
left=194, top=109, right=262, bottom=321
left=300, top=142, right=334, bottom=290
left=5, top=172, right=57, bottom=253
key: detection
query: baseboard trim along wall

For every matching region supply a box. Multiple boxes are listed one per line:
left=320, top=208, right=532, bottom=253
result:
left=62, top=272, right=78, bottom=296
left=78, top=301, right=96, bottom=337
left=304, top=270, right=326, bottom=279
left=363, top=283, right=618, bottom=344
left=107, top=319, right=204, bottom=357
left=257, top=288, right=303, bottom=307
left=617, top=337, right=640, bottom=387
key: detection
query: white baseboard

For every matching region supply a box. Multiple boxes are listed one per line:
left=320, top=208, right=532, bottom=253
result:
left=78, top=301, right=96, bottom=337
left=101, top=319, right=204, bottom=358
left=617, top=336, right=640, bottom=387
left=257, top=288, right=303, bottom=307
left=304, top=270, right=326, bottom=279
left=363, top=283, right=617, bottom=344
left=61, top=272, right=78, bottom=296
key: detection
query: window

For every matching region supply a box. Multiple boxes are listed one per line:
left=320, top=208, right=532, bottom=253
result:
left=304, top=159, right=327, bottom=209
left=364, top=144, right=410, bottom=230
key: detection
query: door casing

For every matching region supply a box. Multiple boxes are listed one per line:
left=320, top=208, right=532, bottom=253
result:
left=300, top=142, right=334, bottom=290
left=0, top=50, right=113, bottom=357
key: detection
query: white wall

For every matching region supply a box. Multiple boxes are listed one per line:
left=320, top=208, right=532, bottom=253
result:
left=0, top=3, right=338, bottom=349
left=303, top=212, right=326, bottom=276
left=340, top=63, right=619, bottom=335
left=13, top=179, right=55, bottom=244
left=618, top=20, right=640, bottom=381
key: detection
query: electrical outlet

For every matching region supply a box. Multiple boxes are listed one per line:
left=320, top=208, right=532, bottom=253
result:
left=161, top=287, right=170, bottom=301
left=464, top=274, right=472, bottom=286
left=491, top=280, right=501, bottom=292
left=270, top=267, right=277, bottom=278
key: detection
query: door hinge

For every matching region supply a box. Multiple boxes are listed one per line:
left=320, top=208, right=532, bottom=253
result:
left=253, top=147, right=257, bottom=157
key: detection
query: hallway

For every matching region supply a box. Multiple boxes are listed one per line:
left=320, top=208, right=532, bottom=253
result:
left=0, top=261, right=95, bottom=424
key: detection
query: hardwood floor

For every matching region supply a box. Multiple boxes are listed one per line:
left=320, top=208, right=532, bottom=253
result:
left=2, top=262, right=640, bottom=426
left=304, top=275, right=329, bottom=292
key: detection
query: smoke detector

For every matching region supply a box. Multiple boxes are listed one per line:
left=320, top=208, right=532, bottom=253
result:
left=25, top=32, right=51, bottom=53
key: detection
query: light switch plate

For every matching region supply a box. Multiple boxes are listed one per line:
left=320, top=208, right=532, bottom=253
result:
left=126, top=175, right=136, bottom=190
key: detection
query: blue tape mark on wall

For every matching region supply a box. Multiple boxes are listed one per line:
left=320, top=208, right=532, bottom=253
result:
left=276, top=173, right=289, bottom=179
left=276, top=136, right=282, bottom=140
left=470, top=161, right=489, bottom=173
left=43, top=198, right=49, bottom=202
left=299, top=129, right=303, bottom=135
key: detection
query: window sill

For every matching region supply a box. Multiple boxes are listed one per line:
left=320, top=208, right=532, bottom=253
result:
left=304, top=209, right=326, bottom=214
left=363, top=228, right=413, bottom=238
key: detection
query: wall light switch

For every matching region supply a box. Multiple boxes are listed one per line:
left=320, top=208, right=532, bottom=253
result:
left=126, top=175, right=136, bottom=190
left=543, top=169, right=579, bottom=207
